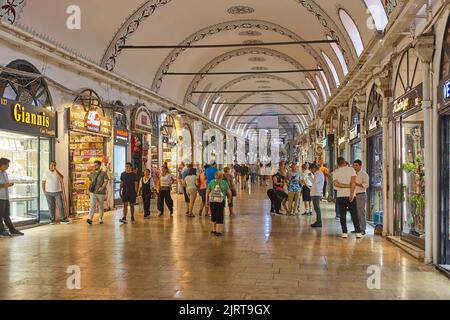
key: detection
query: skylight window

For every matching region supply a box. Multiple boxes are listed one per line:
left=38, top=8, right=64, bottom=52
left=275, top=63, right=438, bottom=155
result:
left=322, top=51, right=340, bottom=87
left=364, top=0, right=388, bottom=31
left=327, top=35, right=348, bottom=75
left=339, top=9, right=364, bottom=56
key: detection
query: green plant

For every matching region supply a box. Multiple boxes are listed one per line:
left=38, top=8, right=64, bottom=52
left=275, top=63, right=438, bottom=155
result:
left=402, top=162, right=416, bottom=173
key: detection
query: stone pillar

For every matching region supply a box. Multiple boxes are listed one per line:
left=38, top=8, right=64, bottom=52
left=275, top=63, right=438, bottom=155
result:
left=415, top=35, right=434, bottom=264
left=377, top=74, right=392, bottom=236
left=344, top=120, right=350, bottom=162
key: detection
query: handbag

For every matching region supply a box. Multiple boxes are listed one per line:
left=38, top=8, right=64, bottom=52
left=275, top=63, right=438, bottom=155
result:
left=89, top=171, right=102, bottom=194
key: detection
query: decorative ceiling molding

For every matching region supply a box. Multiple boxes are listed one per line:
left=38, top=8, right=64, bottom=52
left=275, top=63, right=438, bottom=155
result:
left=182, top=46, right=318, bottom=105
left=0, top=0, right=26, bottom=25
left=100, top=0, right=173, bottom=71
left=152, top=19, right=331, bottom=93
left=227, top=6, right=255, bottom=15
left=202, top=74, right=315, bottom=124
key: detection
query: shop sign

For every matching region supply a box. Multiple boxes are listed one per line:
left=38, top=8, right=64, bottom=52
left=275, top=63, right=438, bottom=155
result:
left=368, top=117, right=381, bottom=131
left=114, top=111, right=129, bottom=145
left=69, top=105, right=112, bottom=137
left=443, top=80, right=450, bottom=101
left=393, top=84, right=423, bottom=115
left=132, top=106, right=152, bottom=133
left=0, top=97, right=56, bottom=137
left=162, top=135, right=177, bottom=147
left=349, top=125, right=360, bottom=141
left=322, top=137, right=328, bottom=148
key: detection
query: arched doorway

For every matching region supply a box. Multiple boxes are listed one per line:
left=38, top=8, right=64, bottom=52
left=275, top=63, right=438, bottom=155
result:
left=392, top=48, right=425, bottom=248
left=68, top=89, right=113, bottom=217
left=438, top=16, right=450, bottom=264
left=161, top=114, right=178, bottom=176
left=366, top=84, right=383, bottom=226
left=0, top=60, right=56, bottom=226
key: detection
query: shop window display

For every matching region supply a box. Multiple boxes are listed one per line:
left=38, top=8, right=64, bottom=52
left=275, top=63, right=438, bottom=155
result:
left=398, top=118, right=425, bottom=240
left=70, top=134, right=106, bottom=215
left=0, top=132, right=40, bottom=223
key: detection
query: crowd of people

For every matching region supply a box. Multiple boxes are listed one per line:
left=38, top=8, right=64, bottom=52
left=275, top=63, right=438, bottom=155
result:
left=266, top=157, right=369, bottom=239
left=0, top=155, right=369, bottom=240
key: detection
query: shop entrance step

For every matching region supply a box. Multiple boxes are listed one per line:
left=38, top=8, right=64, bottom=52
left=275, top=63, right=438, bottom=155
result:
left=387, top=236, right=425, bottom=261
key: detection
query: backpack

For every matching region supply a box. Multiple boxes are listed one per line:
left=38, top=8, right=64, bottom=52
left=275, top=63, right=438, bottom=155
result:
left=209, top=182, right=225, bottom=203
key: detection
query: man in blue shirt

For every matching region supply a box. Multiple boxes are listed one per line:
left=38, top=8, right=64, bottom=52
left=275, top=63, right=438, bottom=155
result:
left=205, top=162, right=219, bottom=185
left=0, top=158, right=24, bottom=237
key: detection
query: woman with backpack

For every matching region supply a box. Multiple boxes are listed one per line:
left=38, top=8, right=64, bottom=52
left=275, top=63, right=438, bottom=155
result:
left=206, top=171, right=232, bottom=236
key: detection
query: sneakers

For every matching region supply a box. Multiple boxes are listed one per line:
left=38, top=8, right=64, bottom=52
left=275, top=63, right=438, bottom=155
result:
left=86, top=219, right=93, bottom=225
left=10, top=230, right=24, bottom=236
left=311, top=222, right=322, bottom=228
left=50, top=220, right=55, bottom=225
left=119, top=218, right=128, bottom=224
left=356, top=233, right=364, bottom=239
left=0, top=231, right=11, bottom=237
left=342, top=233, right=348, bottom=239
left=60, top=219, right=70, bottom=225
left=99, top=220, right=104, bottom=225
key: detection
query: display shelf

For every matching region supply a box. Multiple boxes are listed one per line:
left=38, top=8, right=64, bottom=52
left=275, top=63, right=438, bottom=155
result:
left=10, top=196, right=37, bottom=202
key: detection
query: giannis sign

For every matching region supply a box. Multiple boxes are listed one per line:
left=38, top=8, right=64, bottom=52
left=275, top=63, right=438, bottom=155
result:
left=0, top=97, right=56, bottom=137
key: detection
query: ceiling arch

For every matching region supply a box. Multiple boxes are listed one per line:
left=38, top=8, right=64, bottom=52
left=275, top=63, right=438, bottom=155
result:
left=182, top=45, right=324, bottom=105
left=152, top=19, right=340, bottom=94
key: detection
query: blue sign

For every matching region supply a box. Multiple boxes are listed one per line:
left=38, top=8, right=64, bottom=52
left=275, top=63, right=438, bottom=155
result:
left=444, top=80, right=450, bottom=100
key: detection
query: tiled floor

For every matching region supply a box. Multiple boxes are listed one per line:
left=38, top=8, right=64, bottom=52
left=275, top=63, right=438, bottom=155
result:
left=0, top=186, right=449, bottom=300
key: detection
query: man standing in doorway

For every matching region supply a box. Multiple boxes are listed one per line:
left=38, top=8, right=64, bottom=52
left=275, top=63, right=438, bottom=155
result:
left=310, top=163, right=325, bottom=228
left=42, top=161, right=70, bottom=224
left=353, top=160, right=370, bottom=235
left=0, top=158, right=24, bottom=237
left=333, top=157, right=362, bottom=239
left=87, top=160, right=109, bottom=225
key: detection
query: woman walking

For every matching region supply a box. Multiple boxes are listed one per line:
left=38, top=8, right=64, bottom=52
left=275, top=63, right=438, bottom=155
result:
left=223, top=167, right=237, bottom=216
left=183, top=168, right=198, bottom=217
left=206, top=171, right=231, bottom=236
left=158, top=166, right=174, bottom=217
left=138, top=169, right=155, bottom=219
left=198, top=165, right=209, bottom=217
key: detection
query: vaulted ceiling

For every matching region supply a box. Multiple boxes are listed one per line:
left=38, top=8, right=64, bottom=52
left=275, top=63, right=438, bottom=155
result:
left=8, top=0, right=396, bottom=135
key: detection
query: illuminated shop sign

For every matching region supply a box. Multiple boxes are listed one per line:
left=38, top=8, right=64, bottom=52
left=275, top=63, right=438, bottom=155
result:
left=0, top=97, right=56, bottom=137
left=349, top=125, right=360, bottom=140
left=393, top=84, right=423, bottom=115
left=132, top=106, right=153, bottom=133
left=69, top=105, right=112, bottom=137
left=368, top=117, right=381, bottom=131
left=443, top=80, right=450, bottom=101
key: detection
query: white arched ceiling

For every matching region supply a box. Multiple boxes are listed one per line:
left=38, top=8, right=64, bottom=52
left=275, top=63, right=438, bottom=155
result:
left=11, top=0, right=396, bottom=131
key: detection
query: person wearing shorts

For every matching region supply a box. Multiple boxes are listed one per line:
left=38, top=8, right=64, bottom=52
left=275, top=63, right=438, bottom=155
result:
left=119, top=162, right=138, bottom=224
left=301, top=163, right=313, bottom=216
left=206, top=171, right=231, bottom=236
left=198, top=165, right=208, bottom=216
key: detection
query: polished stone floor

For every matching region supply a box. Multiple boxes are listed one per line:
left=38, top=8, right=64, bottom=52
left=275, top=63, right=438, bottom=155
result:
left=1, top=186, right=449, bottom=300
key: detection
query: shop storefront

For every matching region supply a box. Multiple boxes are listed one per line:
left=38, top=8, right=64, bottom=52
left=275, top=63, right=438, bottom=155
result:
left=322, top=134, right=335, bottom=170
left=0, top=97, right=56, bottom=226
left=131, top=106, right=154, bottom=177
left=366, top=85, right=383, bottom=225
left=179, top=124, right=193, bottom=164
left=338, top=113, right=346, bottom=160
left=349, top=101, right=362, bottom=163
left=161, top=114, right=178, bottom=174
left=392, top=49, right=425, bottom=248
left=438, top=18, right=450, bottom=265
left=0, top=60, right=56, bottom=226
left=68, top=90, right=112, bottom=217
left=113, top=108, right=129, bottom=205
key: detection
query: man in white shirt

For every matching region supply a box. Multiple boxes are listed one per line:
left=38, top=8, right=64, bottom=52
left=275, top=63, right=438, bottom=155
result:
left=309, top=163, right=325, bottom=228
left=333, top=157, right=362, bottom=238
left=42, top=161, right=70, bottom=224
left=353, top=160, right=370, bottom=235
